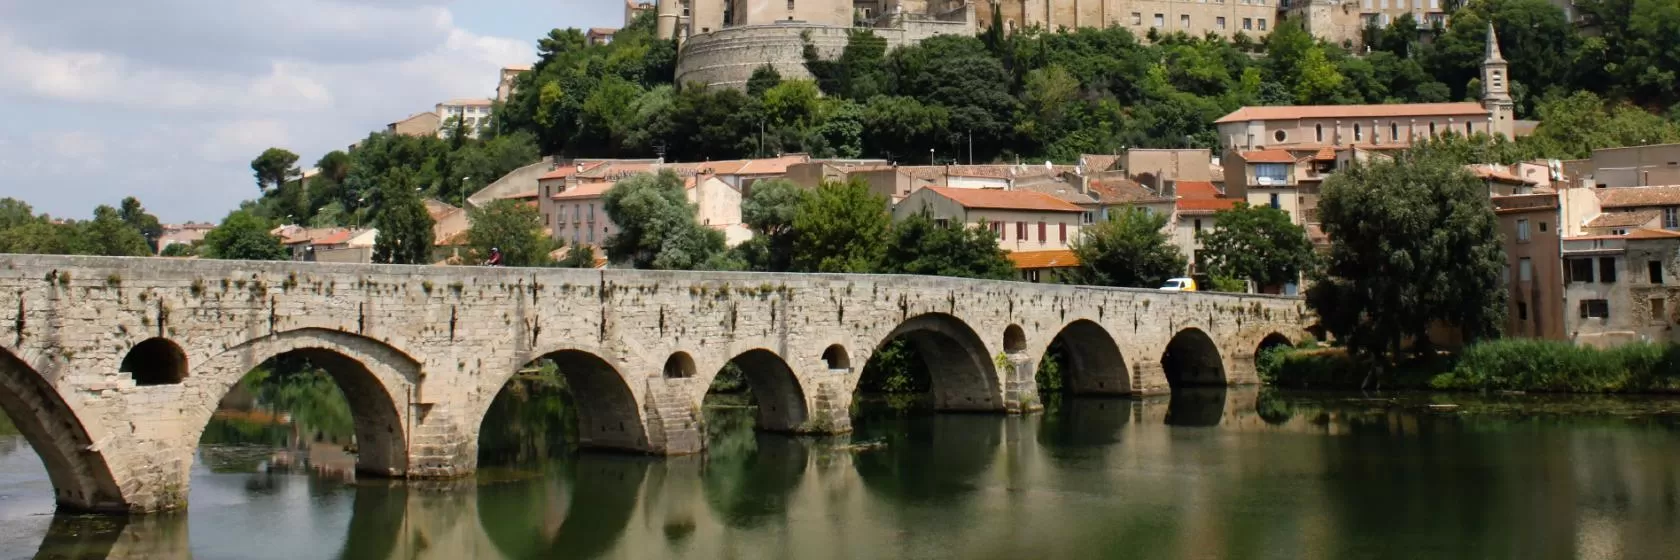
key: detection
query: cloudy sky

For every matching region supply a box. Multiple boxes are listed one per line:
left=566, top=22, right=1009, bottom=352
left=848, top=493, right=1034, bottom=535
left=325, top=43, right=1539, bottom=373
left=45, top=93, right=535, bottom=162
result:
left=0, top=0, right=623, bottom=223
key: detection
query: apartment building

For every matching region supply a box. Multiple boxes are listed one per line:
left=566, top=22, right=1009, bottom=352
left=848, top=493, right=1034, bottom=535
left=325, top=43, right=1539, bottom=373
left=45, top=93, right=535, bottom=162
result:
left=435, top=98, right=494, bottom=139
left=892, top=187, right=1087, bottom=252
left=977, top=0, right=1280, bottom=39
left=1494, top=194, right=1565, bottom=339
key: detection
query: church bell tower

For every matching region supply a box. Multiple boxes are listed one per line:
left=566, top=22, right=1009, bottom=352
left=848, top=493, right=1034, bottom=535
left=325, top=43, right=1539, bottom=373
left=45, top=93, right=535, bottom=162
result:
left=1482, top=24, right=1515, bottom=139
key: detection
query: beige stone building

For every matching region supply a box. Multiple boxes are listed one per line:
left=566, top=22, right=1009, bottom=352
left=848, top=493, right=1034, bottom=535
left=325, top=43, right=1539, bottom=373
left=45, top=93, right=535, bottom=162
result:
left=387, top=111, right=441, bottom=138
left=496, top=65, right=531, bottom=103
left=435, top=99, right=494, bottom=139
left=1287, top=0, right=1448, bottom=48
left=1573, top=143, right=1680, bottom=189
left=1494, top=193, right=1565, bottom=340
left=1562, top=230, right=1680, bottom=346
left=893, top=186, right=1087, bottom=252
left=977, top=0, right=1279, bottom=38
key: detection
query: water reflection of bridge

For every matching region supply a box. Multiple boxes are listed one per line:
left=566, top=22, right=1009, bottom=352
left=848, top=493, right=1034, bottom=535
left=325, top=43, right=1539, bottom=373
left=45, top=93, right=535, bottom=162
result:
left=30, top=388, right=1680, bottom=559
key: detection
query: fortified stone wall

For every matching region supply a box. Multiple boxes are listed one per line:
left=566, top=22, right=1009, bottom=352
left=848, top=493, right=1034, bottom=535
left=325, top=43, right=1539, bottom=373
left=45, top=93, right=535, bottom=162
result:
left=674, top=10, right=974, bottom=89
left=0, top=254, right=1309, bottom=513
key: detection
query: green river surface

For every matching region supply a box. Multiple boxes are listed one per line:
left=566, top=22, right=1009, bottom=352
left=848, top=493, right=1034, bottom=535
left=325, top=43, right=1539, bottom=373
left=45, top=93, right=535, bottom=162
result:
left=4, top=387, right=1680, bottom=559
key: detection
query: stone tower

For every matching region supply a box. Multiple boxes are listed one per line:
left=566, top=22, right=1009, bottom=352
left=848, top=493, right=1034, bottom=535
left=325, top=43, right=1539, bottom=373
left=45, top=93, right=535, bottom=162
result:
left=656, top=0, right=682, bottom=41
left=1482, top=24, right=1515, bottom=139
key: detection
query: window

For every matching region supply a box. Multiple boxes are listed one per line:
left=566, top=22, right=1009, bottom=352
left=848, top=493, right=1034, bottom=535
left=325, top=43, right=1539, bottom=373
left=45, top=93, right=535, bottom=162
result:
left=1651, top=260, right=1664, bottom=284
left=1517, top=219, right=1530, bottom=242
left=1390, top=122, right=1399, bottom=141
left=1217, top=16, right=1226, bottom=29
left=1580, top=299, right=1610, bottom=319
left=787, top=0, right=794, bottom=10
left=1132, top=12, right=1142, bottom=25
left=1362, top=0, right=1371, bottom=8
left=1520, top=258, right=1532, bottom=282
left=1380, top=0, right=1388, bottom=7
left=1540, top=221, right=1548, bottom=232
left=1274, top=130, right=1287, bottom=143
left=989, top=221, right=1003, bottom=237
left=1568, top=258, right=1594, bottom=283
left=1154, top=13, right=1164, bottom=27
left=1181, top=14, right=1190, bottom=28
left=1354, top=123, right=1363, bottom=142
left=935, top=218, right=951, bottom=228
left=573, top=204, right=580, bottom=221
left=1255, top=163, right=1289, bottom=185
left=1038, top=221, right=1047, bottom=242
left=588, top=203, right=595, bottom=221
left=1518, top=302, right=1528, bottom=321
left=1666, top=208, right=1679, bottom=229
left=1017, top=221, right=1027, bottom=240
left=1194, top=219, right=1204, bottom=232
left=1243, top=17, right=1253, bottom=30
left=1081, top=211, right=1095, bottom=225
left=1653, top=298, right=1668, bottom=322
left=587, top=225, right=595, bottom=243
left=1466, top=122, right=1473, bottom=136
left=1429, top=121, right=1437, bottom=136
left=1269, top=193, right=1281, bottom=209
left=1258, top=18, right=1267, bottom=30
left=1059, top=223, right=1068, bottom=243
left=1600, top=257, right=1618, bottom=283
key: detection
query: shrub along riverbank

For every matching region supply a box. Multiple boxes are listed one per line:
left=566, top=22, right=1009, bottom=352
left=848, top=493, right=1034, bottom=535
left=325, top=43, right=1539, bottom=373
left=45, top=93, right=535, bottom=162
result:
left=1260, top=339, right=1680, bottom=393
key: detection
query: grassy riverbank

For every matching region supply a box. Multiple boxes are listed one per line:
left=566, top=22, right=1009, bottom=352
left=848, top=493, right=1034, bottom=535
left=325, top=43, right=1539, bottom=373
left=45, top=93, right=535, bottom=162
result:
left=1260, top=339, right=1680, bottom=393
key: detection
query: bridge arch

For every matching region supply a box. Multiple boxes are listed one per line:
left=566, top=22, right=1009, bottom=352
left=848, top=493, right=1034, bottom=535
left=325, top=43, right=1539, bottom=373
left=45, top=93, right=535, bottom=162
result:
left=707, top=349, right=809, bottom=433
left=1043, top=319, right=1132, bottom=395
left=821, top=344, right=850, bottom=371
left=1256, top=332, right=1294, bottom=358
left=0, top=347, right=126, bottom=512
left=1161, top=327, right=1227, bottom=388
left=120, top=337, right=188, bottom=386
left=870, top=312, right=1002, bottom=412
left=189, top=328, right=417, bottom=476
left=500, top=348, right=650, bottom=453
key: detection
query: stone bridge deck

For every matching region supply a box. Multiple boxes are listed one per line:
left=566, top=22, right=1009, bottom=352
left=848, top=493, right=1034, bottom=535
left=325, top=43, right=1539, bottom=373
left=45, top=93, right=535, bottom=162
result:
left=0, top=254, right=1311, bottom=513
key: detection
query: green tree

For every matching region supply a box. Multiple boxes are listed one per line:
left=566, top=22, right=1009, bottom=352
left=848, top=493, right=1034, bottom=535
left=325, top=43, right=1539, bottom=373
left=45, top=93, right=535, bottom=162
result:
left=316, top=150, right=352, bottom=183
left=81, top=205, right=151, bottom=257
left=1068, top=207, right=1186, bottom=288
left=160, top=243, right=198, bottom=257
left=1309, top=150, right=1506, bottom=381
left=880, top=213, right=1016, bottom=280
left=790, top=178, right=889, bottom=273
left=466, top=199, right=555, bottom=267
left=746, top=64, right=783, bottom=98
left=737, top=179, right=811, bottom=272
left=0, top=221, right=87, bottom=255
left=371, top=169, right=436, bottom=265
left=1195, top=203, right=1315, bottom=290
left=556, top=245, right=597, bottom=268
left=601, top=170, right=727, bottom=270
left=203, top=210, right=289, bottom=261
left=251, top=148, right=301, bottom=192
left=118, top=197, right=163, bottom=252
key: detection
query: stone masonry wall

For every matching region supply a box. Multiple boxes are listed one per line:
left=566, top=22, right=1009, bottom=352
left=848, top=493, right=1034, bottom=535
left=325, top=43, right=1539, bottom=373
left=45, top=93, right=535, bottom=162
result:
left=0, top=254, right=1309, bottom=512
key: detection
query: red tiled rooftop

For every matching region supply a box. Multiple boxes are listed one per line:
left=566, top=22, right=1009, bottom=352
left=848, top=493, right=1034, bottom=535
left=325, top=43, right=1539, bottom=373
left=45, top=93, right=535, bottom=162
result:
left=1175, top=181, right=1221, bottom=199
left=1177, top=198, right=1241, bottom=215
left=1007, top=250, right=1080, bottom=270
left=1241, top=150, right=1297, bottom=164
left=924, top=187, right=1085, bottom=213
left=1585, top=211, right=1661, bottom=228
left=1216, top=102, right=1489, bottom=124
left=1597, top=185, right=1680, bottom=209
left=550, top=182, right=613, bottom=201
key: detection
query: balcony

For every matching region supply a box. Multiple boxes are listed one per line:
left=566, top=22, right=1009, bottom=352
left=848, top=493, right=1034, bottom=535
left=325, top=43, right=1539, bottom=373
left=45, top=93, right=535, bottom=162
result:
left=1563, top=237, right=1627, bottom=255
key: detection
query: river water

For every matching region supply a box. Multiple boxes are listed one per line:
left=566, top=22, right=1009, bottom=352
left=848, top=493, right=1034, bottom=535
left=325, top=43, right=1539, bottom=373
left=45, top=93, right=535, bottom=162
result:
left=5, top=388, right=1680, bottom=559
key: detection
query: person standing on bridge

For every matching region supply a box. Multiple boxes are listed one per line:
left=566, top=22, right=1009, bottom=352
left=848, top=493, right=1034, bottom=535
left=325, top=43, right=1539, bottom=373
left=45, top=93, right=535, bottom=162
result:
left=484, top=247, right=503, bottom=267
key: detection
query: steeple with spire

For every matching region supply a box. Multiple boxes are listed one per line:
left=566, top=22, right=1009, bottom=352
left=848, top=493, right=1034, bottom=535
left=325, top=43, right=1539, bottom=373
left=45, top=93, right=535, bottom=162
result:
left=1482, top=23, right=1515, bottom=139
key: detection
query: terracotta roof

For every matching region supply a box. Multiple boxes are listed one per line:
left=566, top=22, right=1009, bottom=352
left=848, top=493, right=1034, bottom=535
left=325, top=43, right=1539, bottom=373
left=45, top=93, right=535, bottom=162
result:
left=1177, top=198, right=1241, bottom=215
left=1007, top=250, right=1080, bottom=270
left=509, top=190, right=538, bottom=200
left=1080, top=154, right=1122, bottom=172
left=1215, top=102, right=1490, bottom=124
left=423, top=199, right=463, bottom=222
left=1175, top=181, right=1221, bottom=199
left=1088, top=179, right=1168, bottom=204
left=1598, top=185, right=1680, bottom=209
left=550, top=182, right=613, bottom=201
left=1241, top=150, right=1298, bottom=164
left=1585, top=211, right=1662, bottom=228
left=899, top=164, right=1076, bottom=181
left=924, top=187, right=1085, bottom=212
left=1310, top=147, right=1337, bottom=161
left=1623, top=228, right=1680, bottom=239
left=539, top=161, right=605, bottom=180
left=1467, top=164, right=1539, bottom=185
left=1015, top=183, right=1097, bottom=205
left=733, top=155, right=810, bottom=175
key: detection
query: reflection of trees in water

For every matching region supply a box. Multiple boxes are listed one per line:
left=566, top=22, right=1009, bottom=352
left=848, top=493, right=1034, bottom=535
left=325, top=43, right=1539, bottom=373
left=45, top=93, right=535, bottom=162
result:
left=1038, top=396, right=1130, bottom=449
left=335, top=482, right=406, bottom=560
left=1165, top=387, right=1227, bottom=427
left=478, top=454, right=651, bottom=560
left=851, top=402, right=1001, bottom=505
left=478, top=362, right=579, bottom=465
left=700, top=406, right=809, bottom=529
left=34, top=513, right=189, bottom=559
left=203, top=363, right=354, bottom=454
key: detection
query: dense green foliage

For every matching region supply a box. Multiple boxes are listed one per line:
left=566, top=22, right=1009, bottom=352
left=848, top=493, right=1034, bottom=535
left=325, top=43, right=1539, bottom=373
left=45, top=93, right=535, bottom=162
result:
left=601, top=170, right=730, bottom=269
left=202, top=210, right=289, bottom=260
left=789, top=178, right=890, bottom=273
left=880, top=213, right=1016, bottom=280
left=467, top=199, right=555, bottom=266
left=0, top=197, right=160, bottom=257
left=1309, top=150, right=1506, bottom=377
left=1068, top=207, right=1186, bottom=288
left=490, top=5, right=1680, bottom=166
left=1196, top=203, right=1315, bottom=289
left=250, top=148, right=301, bottom=192
left=1260, top=340, right=1680, bottom=394
left=371, top=169, right=435, bottom=265
left=735, top=179, right=810, bottom=272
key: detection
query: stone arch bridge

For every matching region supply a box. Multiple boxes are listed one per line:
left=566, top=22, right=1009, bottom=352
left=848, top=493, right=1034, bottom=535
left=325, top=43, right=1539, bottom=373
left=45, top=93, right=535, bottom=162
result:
left=0, top=254, right=1311, bottom=513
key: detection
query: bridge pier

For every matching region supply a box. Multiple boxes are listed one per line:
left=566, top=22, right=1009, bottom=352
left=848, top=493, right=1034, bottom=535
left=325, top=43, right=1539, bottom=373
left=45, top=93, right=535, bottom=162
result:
left=644, top=376, right=706, bottom=455
left=1001, top=352, right=1043, bottom=414
left=796, top=369, right=854, bottom=434
left=1226, top=355, right=1262, bottom=385
left=1131, top=360, right=1172, bottom=396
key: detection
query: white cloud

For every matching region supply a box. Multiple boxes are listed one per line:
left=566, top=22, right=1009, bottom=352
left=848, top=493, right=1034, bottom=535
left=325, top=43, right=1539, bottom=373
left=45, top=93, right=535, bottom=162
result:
left=0, top=1, right=536, bottom=222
